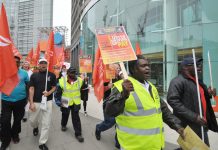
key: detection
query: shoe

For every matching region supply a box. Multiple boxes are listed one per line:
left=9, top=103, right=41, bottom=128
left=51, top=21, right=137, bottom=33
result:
left=39, top=144, right=49, bottom=150
left=0, top=142, right=9, bottom=150
left=95, top=128, right=101, bottom=140
left=22, top=118, right=27, bottom=122
left=33, top=127, right=39, bottom=136
left=84, top=112, right=87, bottom=116
left=12, top=135, right=20, bottom=144
left=115, top=143, right=120, bottom=149
left=61, top=126, right=67, bottom=132
left=0, top=144, right=8, bottom=150
left=75, top=135, right=84, bottom=143
left=0, top=146, right=7, bottom=150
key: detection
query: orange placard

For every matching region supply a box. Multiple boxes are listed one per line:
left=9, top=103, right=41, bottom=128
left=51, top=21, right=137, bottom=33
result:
left=79, top=55, right=92, bottom=73
left=96, top=26, right=137, bottom=64
left=105, top=64, right=115, bottom=80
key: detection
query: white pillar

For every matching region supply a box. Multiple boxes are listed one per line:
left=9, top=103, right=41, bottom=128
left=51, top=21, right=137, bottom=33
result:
left=165, top=0, right=178, bottom=90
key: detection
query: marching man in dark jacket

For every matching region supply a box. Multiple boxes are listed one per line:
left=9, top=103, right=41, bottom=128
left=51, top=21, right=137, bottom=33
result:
left=167, top=56, right=218, bottom=146
left=105, top=55, right=184, bottom=150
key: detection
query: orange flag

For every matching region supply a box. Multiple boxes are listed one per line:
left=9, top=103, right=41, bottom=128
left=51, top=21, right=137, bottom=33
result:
left=55, top=46, right=64, bottom=67
left=12, top=43, right=22, bottom=59
left=45, top=31, right=55, bottom=72
left=0, top=3, right=19, bottom=95
left=32, top=42, right=40, bottom=67
left=135, top=41, right=142, bottom=55
left=93, top=48, right=107, bottom=102
left=26, top=48, right=33, bottom=63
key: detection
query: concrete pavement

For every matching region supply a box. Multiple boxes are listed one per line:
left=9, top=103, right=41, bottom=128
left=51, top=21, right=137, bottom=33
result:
left=2, top=88, right=218, bottom=150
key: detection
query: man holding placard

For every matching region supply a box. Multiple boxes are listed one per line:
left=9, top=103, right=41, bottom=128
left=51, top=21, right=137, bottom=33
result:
left=105, top=55, right=184, bottom=150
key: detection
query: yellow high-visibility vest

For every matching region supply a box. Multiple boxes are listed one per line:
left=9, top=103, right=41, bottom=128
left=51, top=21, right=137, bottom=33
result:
left=114, top=76, right=164, bottom=150
left=59, top=76, right=83, bottom=106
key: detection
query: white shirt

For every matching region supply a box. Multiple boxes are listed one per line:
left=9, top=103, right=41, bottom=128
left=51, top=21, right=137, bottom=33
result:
left=27, top=70, right=33, bottom=78
left=62, top=71, right=67, bottom=77
left=140, top=80, right=150, bottom=95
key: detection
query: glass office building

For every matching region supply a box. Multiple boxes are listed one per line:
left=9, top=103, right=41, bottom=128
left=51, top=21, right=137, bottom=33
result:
left=0, top=0, right=18, bottom=45
left=0, top=0, right=53, bottom=55
left=80, top=0, right=218, bottom=95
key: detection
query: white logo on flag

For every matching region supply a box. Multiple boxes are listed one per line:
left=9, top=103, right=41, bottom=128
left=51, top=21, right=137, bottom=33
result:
left=0, top=35, right=11, bottom=47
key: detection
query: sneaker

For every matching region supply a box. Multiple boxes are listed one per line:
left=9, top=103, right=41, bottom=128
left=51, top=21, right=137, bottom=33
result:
left=12, top=135, right=20, bottom=144
left=61, top=126, right=67, bottom=132
left=22, top=118, right=27, bottom=122
left=33, top=127, right=39, bottom=136
left=75, top=135, right=84, bottom=143
left=84, top=112, right=87, bottom=116
left=39, top=144, right=49, bottom=150
left=95, top=128, right=101, bottom=140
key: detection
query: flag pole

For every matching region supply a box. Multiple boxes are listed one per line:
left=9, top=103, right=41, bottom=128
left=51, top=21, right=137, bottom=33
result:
left=116, top=0, right=128, bottom=79
left=208, top=51, right=216, bottom=106
left=119, top=62, right=128, bottom=79
left=45, top=63, right=48, bottom=91
left=192, top=49, right=204, bottom=142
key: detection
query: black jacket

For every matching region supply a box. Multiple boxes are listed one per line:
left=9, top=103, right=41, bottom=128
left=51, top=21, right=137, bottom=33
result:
left=167, top=74, right=218, bottom=133
left=105, top=84, right=182, bottom=131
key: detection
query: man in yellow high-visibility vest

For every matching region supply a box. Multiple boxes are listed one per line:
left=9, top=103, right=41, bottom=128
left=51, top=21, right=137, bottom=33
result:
left=105, top=55, right=184, bottom=150
left=56, top=67, right=88, bottom=143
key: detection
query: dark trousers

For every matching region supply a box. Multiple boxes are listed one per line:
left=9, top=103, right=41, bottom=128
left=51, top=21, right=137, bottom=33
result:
left=1, top=99, right=26, bottom=146
left=61, top=105, right=82, bottom=136
left=83, top=100, right=87, bottom=112
left=61, top=107, right=70, bottom=127
left=196, top=129, right=210, bottom=146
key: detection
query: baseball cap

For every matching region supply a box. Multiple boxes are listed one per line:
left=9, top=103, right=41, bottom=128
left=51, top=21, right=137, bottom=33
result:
left=67, top=67, right=77, bottom=73
left=38, top=58, right=48, bottom=64
left=181, top=56, right=203, bottom=66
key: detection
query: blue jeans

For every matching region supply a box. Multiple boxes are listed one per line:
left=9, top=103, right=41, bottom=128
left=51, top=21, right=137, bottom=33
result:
left=96, top=113, right=115, bottom=132
left=96, top=112, right=120, bottom=147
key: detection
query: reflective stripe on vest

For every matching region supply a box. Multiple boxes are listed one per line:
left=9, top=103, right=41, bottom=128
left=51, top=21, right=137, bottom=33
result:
left=117, top=125, right=161, bottom=135
left=63, top=77, right=80, bottom=92
left=123, top=92, right=162, bottom=116
left=73, top=96, right=80, bottom=99
left=64, top=89, right=80, bottom=93
left=114, top=77, right=165, bottom=149
left=59, top=77, right=82, bottom=106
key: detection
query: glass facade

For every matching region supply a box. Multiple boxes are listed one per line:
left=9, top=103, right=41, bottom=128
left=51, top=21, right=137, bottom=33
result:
left=0, top=0, right=18, bottom=45
left=80, top=0, right=218, bottom=95
left=0, top=0, right=53, bottom=55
